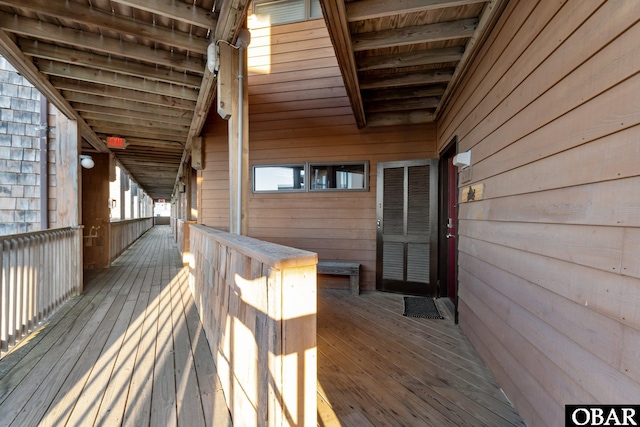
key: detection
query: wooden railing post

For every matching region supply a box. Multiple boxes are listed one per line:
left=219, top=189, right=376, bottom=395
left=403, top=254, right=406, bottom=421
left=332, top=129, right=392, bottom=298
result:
left=188, top=225, right=318, bottom=426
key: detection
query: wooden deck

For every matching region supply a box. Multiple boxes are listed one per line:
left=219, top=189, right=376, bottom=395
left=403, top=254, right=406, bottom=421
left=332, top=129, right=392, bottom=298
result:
left=0, top=225, right=524, bottom=426
left=0, top=226, right=230, bottom=427
left=316, top=290, right=526, bottom=427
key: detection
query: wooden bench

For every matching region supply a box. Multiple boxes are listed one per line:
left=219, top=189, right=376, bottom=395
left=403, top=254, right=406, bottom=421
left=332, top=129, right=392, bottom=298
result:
left=317, top=261, right=360, bottom=295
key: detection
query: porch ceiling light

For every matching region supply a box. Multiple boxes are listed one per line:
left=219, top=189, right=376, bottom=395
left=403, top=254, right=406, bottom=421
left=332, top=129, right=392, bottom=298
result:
left=80, top=154, right=95, bottom=169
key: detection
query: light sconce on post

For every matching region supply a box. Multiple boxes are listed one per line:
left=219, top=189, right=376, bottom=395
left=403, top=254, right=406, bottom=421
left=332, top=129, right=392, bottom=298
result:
left=235, top=28, right=251, bottom=49
left=80, top=154, right=95, bottom=169
left=207, top=42, right=219, bottom=73
left=206, top=28, right=252, bottom=74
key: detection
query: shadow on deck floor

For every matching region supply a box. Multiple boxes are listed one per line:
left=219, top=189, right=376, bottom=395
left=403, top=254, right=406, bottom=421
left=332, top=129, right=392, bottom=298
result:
left=0, top=225, right=524, bottom=427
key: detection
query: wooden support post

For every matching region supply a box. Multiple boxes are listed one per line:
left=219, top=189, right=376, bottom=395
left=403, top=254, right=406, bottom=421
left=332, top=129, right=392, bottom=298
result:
left=221, top=42, right=249, bottom=235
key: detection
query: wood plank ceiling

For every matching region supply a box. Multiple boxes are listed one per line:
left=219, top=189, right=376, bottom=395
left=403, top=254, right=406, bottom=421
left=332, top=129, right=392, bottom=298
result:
left=0, top=0, right=250, bottom=199
left=0, top=0, right=505, bottom=199
left=319, top=0, right=507, bottom=128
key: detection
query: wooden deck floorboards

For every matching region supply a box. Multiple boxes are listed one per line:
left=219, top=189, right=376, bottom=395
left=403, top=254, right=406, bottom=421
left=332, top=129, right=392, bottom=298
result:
left=317, top=290, right=525, bottom=427
left=0, top=225, right=524, bottom=426
left=0, top=226, right=230, bottom=427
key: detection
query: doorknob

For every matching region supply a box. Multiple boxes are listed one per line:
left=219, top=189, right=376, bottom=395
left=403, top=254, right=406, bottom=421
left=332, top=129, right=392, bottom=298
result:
left=377, top=220, right=381, bottom=229
left=446, top=233, right=455, bottom=239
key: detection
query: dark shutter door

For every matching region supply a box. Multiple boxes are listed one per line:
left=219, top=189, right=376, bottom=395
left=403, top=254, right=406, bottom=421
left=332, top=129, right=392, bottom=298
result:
left=377, top=160, right=438, bottom=296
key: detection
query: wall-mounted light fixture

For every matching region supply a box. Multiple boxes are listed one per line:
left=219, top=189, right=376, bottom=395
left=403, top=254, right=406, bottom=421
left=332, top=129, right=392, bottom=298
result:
left=207, top=28, right=252, bottom=74
left=452, top=150, right=471, bottom=169
left=80, top=154, right=95, bottom=169
left=235, top=28, right=251, bottom=49
left=207, top=42, right=219, bottom=73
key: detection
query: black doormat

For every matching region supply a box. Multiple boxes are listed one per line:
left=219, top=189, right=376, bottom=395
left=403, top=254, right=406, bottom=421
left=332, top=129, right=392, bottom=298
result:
left=403, top=297, right=444, bottom=319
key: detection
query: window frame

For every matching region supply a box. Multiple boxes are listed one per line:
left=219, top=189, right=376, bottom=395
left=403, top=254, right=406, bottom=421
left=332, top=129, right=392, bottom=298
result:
left=250, top=0, right=322, bottom=27
left=252, top=161, right=369, bottom=193
left=252, top=163, right=307, bottom=193
left=308, top=161, right=369, bottom=192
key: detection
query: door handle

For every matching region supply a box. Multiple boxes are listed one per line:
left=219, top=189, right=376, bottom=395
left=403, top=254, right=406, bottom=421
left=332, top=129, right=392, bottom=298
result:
left=446, top=233, right=455, bottom=239
left=377, top=220, right=381, bottom=229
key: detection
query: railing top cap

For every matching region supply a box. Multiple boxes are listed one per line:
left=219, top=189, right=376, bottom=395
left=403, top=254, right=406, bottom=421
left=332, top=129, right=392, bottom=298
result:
left=0, top=226, right=82, bottom=241
left=191, top=225, right=318, bottom=269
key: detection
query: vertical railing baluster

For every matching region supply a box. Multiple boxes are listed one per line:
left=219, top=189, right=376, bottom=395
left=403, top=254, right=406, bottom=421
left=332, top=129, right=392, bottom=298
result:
left=1, top=240, right=8, bottom=352
left=20, top=236, right=28, bottom=336
left=8, top=238, right=17, bottom=347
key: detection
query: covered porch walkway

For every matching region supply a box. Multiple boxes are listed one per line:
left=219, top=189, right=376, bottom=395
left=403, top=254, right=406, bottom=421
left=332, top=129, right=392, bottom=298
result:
left=0, top=225, right=523, bottom=426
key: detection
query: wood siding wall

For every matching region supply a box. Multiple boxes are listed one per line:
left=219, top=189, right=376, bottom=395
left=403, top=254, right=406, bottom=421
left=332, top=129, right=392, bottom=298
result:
left=82, top=153, right=110, bottom=269
left=200, top=19, right=437, bottom=291
left=438, top=1, right=640, bottom=426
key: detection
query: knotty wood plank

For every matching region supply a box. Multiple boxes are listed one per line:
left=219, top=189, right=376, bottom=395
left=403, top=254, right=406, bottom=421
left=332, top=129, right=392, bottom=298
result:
left=90, top=272, right=153, bottom=425
left=171, top=269, right=206, bottom=427
left=319, top=316, right=469, bottom=426
left=150, top=249, right=178, bottom=427
left=0, top=292, right=127, bottom=426
left=0, top=227, right=229, bottom=427
left=318, top=289, right=524, bottom=426
left=0, top=252, right=134, bottom=410
left=38, top=232, right=157, bottom=426
left=317, top=344, right=390, bottom=426
left=319, top=290, right=520, bottom=418
left=177, top=267, right=232, bottom=427
left=121, top=261, right=162, bottom=427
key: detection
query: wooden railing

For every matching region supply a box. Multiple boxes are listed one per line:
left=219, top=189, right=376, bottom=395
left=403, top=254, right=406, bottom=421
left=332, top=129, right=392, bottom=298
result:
left=1, top=227, right=82, bottom=355
left=189, top=225, right=318, bottom=427
left=109, top=218, right=153, bottom=263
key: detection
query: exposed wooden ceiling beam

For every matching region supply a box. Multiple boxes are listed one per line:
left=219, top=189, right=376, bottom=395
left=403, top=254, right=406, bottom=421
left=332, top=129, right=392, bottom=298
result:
left=0, top=0, right=209, bottom=53
left=109, top=0, right=217, bottom=30
left=21, top=41, right=202, bottom=87
left=39, top=61, right=199, bottom=100
left=99, top=136, right=184, bottom=151
left=75, top=103, right=192, bottom=126
left=87, top=120, right=188, bottom=137
left=80, top=112, right=190, bottom=131
left=366, top=110, right=435, bottom=127
left=366, top=97, right=440, bottom=113
left=0, top=12, right=204, bottom=73
left=362, top=85, right=447, bottom=102
left=51, top=77, right=197, bottom=111
left=357, top=47, right=464, bottom=71
left=319, top=0, right=366, bottom=128
left=360, top=69, right=454, bottom=90
left=352, top=18, right=478, bottom=51
left=0, top=28, right=108, bottom=152
left=346, top=0, right=485, bottom=22
left=64, top=92, right=194, bottom=117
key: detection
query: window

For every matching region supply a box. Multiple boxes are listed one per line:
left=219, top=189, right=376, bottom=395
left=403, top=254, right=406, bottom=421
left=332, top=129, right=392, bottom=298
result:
left=252, top=0, right=322, bottom=26
left=253, top=165, right=305, bottom=192
left=310, top=162, right=367, bottom=190
left=253, top=161, right=369, bottom=193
